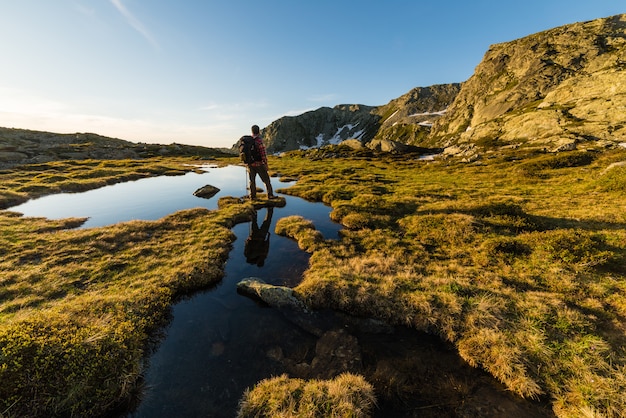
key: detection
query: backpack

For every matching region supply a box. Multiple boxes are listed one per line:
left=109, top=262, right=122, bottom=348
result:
left=239, top=135, right=262, bottom=165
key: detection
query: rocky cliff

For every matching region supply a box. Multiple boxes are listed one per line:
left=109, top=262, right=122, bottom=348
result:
left=261, top=14, right=625, bottom=157
left=261, top=85, right=461, bottom=153
left=430, top=14, right=626, bottom=154
left=262, top=105, right=381, bottom=153
left=372, top=84, right=461, bottom=147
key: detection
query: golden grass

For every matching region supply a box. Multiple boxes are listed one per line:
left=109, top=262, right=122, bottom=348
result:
left=1, top=148, right=625, bottom=417
left=0, top=157, right=218, bottom=209
left=269, top=147, right=626, bottom=417
left=0, top=196, right=254, bottom=416
left=275, top=216, right=325, bottom=252
left=237, top=373, right=376, bottom=418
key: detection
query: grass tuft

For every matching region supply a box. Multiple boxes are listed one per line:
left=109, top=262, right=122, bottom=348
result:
left=237, top=373, right=376, bottom=418
left=268, top=148, right=626, bottom=417
left=275, top=215, right=325, bottom=252
left=0, top=195, right=253, bottom=417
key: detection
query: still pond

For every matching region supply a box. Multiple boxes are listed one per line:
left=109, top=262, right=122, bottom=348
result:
left=11, top=164, right=552, bottom=417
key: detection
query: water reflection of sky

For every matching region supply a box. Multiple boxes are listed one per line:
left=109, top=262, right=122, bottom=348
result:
left=9, top=165, right=340, bottom=238
left=8, top=164, right=529, bottom=417
left=9, top=164, right=340, bottom=418
left=10, top=165, right=241, bottom=228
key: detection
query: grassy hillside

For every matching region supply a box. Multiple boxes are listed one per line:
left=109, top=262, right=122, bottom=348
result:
left=0, top=157, right=255, bottom=417
left=1, top=148, right=625, bottom=417
left=271, top=146, right=626, bottom=417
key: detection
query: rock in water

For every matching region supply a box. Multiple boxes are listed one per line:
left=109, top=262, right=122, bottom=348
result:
left=237, top=278, right=307, bottom=311
left=193, top=184, right=220, bottom=199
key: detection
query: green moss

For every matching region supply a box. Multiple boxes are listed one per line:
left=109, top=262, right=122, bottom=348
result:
left=2, top=148, right=626, bottom=417
left=517, top=150, right=596, bottom=177
left=0, top=199, right=253, bottom=417
left=595, top=165, right=626, bottom=194
left=270, top=148, right=626, bottom=416
left=238, top=373, right=376, bottom=418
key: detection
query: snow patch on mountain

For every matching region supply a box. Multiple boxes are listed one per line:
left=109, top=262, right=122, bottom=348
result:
left=299, top=123, right=365, bottom=150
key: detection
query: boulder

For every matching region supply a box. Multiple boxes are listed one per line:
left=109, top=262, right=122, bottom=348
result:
left=193, top=184, right=220, bottom=199
left=237, top=278, right=307, bottom=311
left=340, top=139, right=364, bottom=150
left=367, top=139, right=416, bottom=153
left=442, top=143, right=478, bottom=159
left=551, top=138, right=578, bottom=153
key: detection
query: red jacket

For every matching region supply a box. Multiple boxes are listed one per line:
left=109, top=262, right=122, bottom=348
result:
left=250, top=135, right=268, bottom=167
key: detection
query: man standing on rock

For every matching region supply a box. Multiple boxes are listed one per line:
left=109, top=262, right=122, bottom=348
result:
left=247, top=124, right=275, bottom=200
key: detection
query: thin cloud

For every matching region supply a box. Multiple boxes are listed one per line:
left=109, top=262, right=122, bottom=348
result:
left=74, top=4, right=96, bottom=17
left=199, top=100, right=270, bottom=113
left=110, top=0, right=159, bottom=50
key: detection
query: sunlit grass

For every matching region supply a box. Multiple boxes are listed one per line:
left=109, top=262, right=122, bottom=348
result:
left=0, top=196, right=254, bottom=417
left=237, top=373, right=376, bottom=418
left=270, top=147, right=626, bottom=417
left=0, top=157, right=221, bottom=209
left=1, top=147, right=626, bottom=417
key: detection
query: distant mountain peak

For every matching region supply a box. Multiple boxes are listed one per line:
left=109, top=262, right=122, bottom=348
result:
left=258, top=14, right=625, bottom=158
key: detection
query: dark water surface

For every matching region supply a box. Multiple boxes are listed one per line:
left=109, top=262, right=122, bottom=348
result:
left=11, top=165, right=553, bottom=417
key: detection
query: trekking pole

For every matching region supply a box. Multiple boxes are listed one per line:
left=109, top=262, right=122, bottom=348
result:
left=244, top=165, right=248, bottom=198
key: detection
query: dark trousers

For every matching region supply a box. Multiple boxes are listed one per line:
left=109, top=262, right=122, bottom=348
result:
left=248, top=165, right=273, bottom=198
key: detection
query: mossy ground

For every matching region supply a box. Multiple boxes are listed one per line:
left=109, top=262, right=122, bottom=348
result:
left=270, top=146, right=626, bottom=417
left=1, top=149, right=625, bottom=417
left=0, top=158, right=255, bottom=417
left=0, top=157, right=221, bottom=209
left=237, top=373, right=376, bottom=418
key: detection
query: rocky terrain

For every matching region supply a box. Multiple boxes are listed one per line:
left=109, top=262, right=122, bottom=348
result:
left=261, top=104, right=382, bottom=153
left=432, top=13, right=626, bottom=159
left=258, top=14, right=625, bottom=157
left=260, top=84, right=460, bottom=153
left=3, top=14, right=624, bottom=163
left=371, top=83, right=462, bottom=147
left=0, top=127, right=231, bottom=169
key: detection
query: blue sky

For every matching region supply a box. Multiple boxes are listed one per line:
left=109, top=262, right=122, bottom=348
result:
left=0, top=1, right=623, bottom=148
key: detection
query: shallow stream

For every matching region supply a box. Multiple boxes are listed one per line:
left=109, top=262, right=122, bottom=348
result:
left=11, top=165, right=553, bottom=417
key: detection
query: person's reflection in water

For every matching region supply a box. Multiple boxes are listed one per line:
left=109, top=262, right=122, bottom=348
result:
left=244, top=207, right=273, bottom=267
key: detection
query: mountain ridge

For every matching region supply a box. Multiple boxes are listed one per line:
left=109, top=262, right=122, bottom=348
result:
left=2, top=14, right=624, bottom=161
left=0, top=126, right=231, bottom=168
left=261, top=13, right=625, bottom=156
left=431, top=13, right=626, bottom=158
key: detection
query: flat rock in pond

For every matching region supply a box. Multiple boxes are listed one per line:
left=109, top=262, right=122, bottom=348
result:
left=193, top=184, right=220, bottom=199
left=250, top=195, right=286, bottom=208
left=237, top=278, right=307, bottom=311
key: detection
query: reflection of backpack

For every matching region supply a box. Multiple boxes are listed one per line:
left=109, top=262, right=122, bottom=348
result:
left=239, top=135, right=261, bottom=165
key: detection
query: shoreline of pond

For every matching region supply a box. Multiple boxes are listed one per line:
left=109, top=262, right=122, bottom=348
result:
left=4, top=165, right=552, bottom=416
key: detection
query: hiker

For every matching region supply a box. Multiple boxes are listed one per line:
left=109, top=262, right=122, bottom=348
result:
left=244, top=207, right=273, bottom=267
left=246, top=124, right=275, bottom=200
